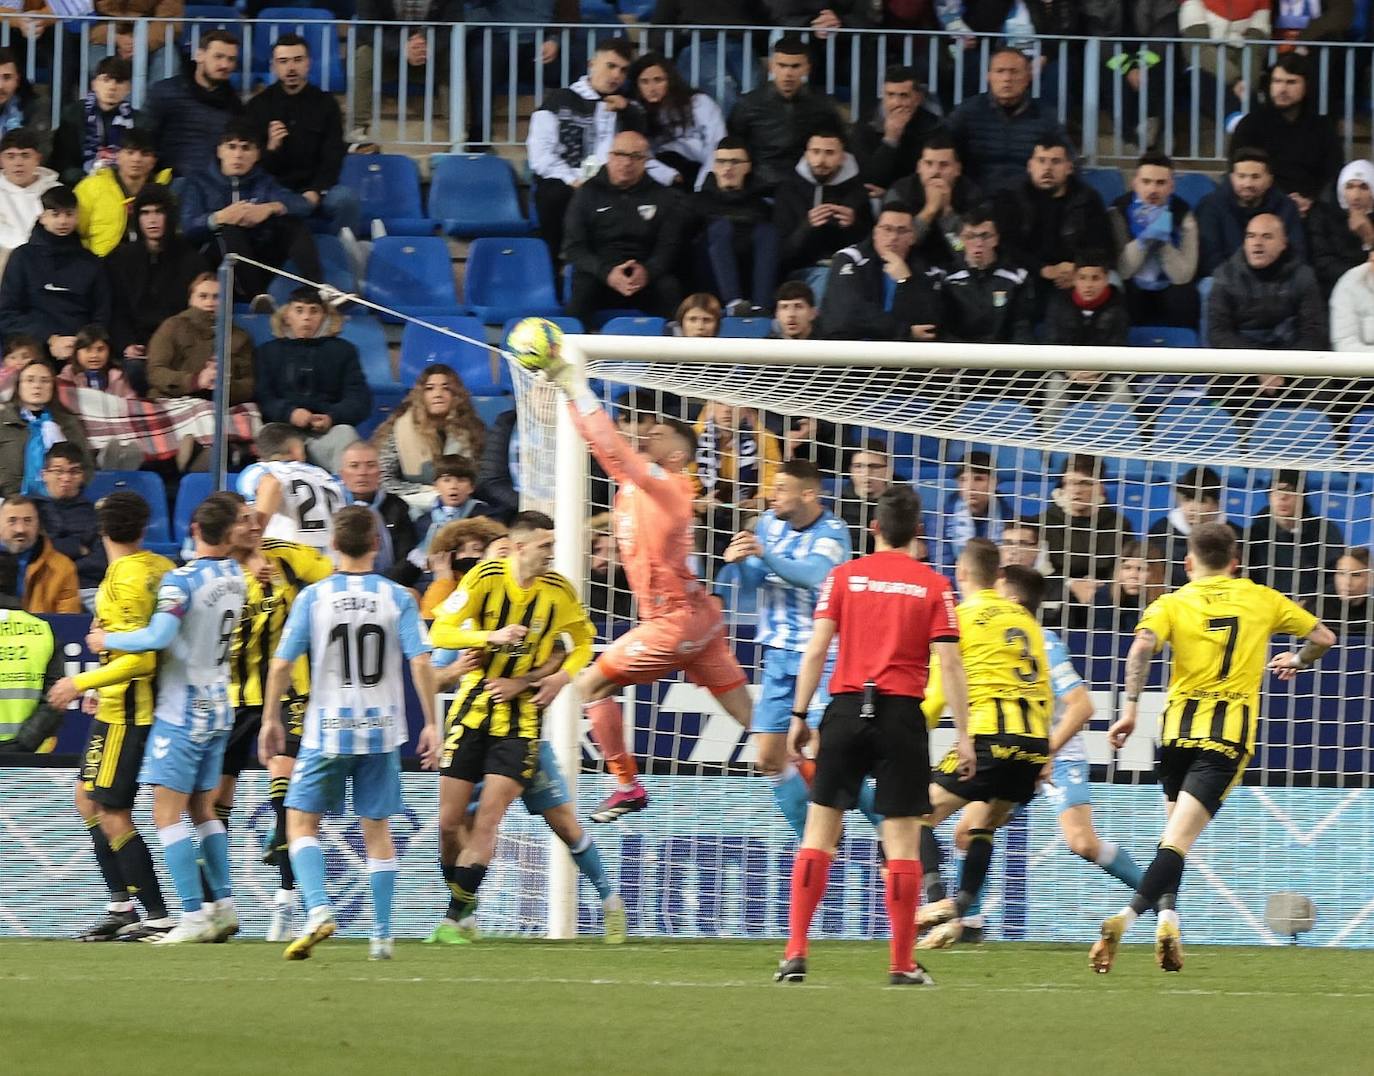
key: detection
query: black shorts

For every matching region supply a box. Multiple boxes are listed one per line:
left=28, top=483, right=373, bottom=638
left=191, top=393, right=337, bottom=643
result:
left=932, top=734, right=1049, bottom=807
left=440, top=721, right=540, bottom=787
left=811, top=692, right=931, bottom=818
left=79, top=720, right=149, bottom=810
left=222, top=698, right=305, bottom=776
left=1157, top=743, right=1250, bottom=818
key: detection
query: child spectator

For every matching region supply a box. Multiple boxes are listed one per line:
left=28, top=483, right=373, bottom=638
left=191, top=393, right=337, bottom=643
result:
left=1044, top=255, right=1130, bottom=348
left=58, top=324, right=135, bottom=398
left=0, top=333, right=40, bottom=401
left=409, top=455, right=493, bottom=568
left=49, top=57, right=141, bottom=187
left=670, top=292, right=721, bottom=338
left=35, top=441, right=105, bottom=599
left=74, top=127, right=166, bottom=257
left=0, top=127, right=58, bottom=277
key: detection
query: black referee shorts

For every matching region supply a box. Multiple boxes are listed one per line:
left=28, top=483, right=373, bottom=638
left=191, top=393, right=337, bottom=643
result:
left=811, top=692, right=931, bottom=818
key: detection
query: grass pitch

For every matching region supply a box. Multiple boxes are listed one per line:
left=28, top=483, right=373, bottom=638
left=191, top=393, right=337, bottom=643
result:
left=6, top=939, right=1373, bottom=1075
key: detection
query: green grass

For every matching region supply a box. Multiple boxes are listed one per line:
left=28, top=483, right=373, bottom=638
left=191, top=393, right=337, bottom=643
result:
left=6, top=939, right=1374, bottom=1075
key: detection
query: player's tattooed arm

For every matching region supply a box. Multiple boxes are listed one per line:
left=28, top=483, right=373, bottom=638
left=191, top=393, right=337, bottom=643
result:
left=1123, top=629, right=1157, bottom=704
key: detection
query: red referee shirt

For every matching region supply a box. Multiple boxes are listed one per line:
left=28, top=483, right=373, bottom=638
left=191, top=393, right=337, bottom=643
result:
left=815, top=549, right=959, bottom=697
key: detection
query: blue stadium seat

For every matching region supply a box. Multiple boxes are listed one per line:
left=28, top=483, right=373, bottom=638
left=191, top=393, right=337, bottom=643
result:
left=948, top=399, right=1044, bottom=476
left=1112, top=480, right=1173, bottom=534
left=87, top=471, right=174, bottom=552
left=1223, top=486, right=1268, bottom=526
left=338, top=315, right=393, bottom=388
left=463, top=238, right=561, bottom=324
left=1345, top=491, right=1373, bottom=550
left=599, top=316, right=666, bottom=336
left=1173, top=171, right=1219, bottom=209
left=1049, top=402, right=1147, bottom=480
left=997, top=476, right=1054, bottom=518
left=399, top=315, right=509, bottom=394
left=252, top=8, right=346, bottom=91
left=1245, top=407, right=1337, bottom=465
left=173, top=473, right=241, bottom=541
left=266, top=234, right=357, bottom=306
left=472, top=395, right=516, bottom=427
left=428, top=155, right=533, bottom=238
left=236, top=314, right=275, bottom=347
left=1151, top=401, right=1241, bottom=461
left=338, top=155, right=434, bottom=237
left=357, top=387, right=407, bottom=440
left=1128, top=325, right=1199, bottom=348
left=720, top=317, right=773, bottom=339
left=617, top=0, right=656, bottom=17
left=362, top=237, right=459, bottom=322
left=1343, top=409, right=1374, bottom=471
left=1080, top=167, right=1126, bottom=205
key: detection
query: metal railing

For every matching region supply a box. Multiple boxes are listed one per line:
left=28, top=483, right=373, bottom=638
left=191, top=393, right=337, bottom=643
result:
left=4, top=17, right=1372, bottom=164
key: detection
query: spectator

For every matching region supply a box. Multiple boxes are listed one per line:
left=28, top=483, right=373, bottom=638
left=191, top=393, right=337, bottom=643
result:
left=671, top=292, right=722, bottom=338
left=1330, top=249, right=1374, bottom=351
left=244, top=34, right=360, bottom=238
left=1208, top=212, right=1327, bottom=353
left=527, top=37, right=639, bottom=267
left=0, top=127, right=58, bottom=277
left=937, top=450, right=1013, bottom=569
left=852, top=65, right=942, bottom=193
left=885, top=130, right=981, bottom=270
left=0, top=334, right=40, bottom=402
left=180, top=120, right=320, bottom=307
left=1306, top=159, right=1374, bottom=299
left=0, top=186, right=112, bottom=362
left=1316, top=547, right=1373, bottom=636
left=1108, top=152, right=1200, bottom=328
left=998, top=519, right=1049, bottom=572
left=648, top=1, right=773, bottom=116
left=1196, top=146, right=1305, bottom=278
left=35, top=441, right=105, bottom=596
left=1244, top=468, right=1343, bottom=602
left=145, top=272, right=254, bottom=405
left=587, top=510, right=635, bottom=624
left=946, top=47, right=1071, bottom=194
left=418, top=515, right=510, bottom=618
left=144, top=30, right=243, bottom=179
left=337, top=438, right=419, bottom=584
left=84, top=0, right=181, bottom=75
left=836, top=438, right=890, bottom=554
left=0, top=495, right=81, bottom=614
left=57, top=324, right=135, bottom=399
left=106, top=184, right=208, bottom=381
left=1039, top=453, right=1133, bottom=606
left=563, top=130, right=684, bottom=321
left=462, top=3, right=560, bottom=148
left=627, top=52, right=726, bottom=191
left=1178, top=0, right=1268, bottom=113
left=474, top=408, right=518, bottom=522
left=1275, top=0, right=1355, bottom=43
left=1230, top=54, right=1342, bottom=211
left=1146, top=465, right=1234, bottom=587
left=48, top=57, right=142, bottom=188
left=726, top=35, right=843, bottom=191
left=770, top=279, right=825, bottom=340
left=371, top=362, right=486, bottom=512
left=410, top=454, right=493, bottom=569
left=1043, top=253, right=1130, bottom=348
left=938, top=204, right=1035, bottom=345
left=254, top=285, right=371, bottom=472
left=773, top=125, right=872, bottom=298
left=0, top=47, right=51, bottom=153
left=74, top=127, right=166, bottom=257
left=351, top=0, right=464, bottom=143
left=694, top=401, right=781, bottom=513
left=1069, top=538, right=1165, bottom=632
left=821, top=202, right=939, bottom=341
left=693, top=136, right=779, bottom=315
left=1000, top=136, right=1111, bottom=308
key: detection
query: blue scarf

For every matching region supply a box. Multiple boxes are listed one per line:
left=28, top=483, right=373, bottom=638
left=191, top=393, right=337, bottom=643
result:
left=20, top=408, right=58, bottom=497
left=343, top=487, right=395, bottom=571
left=82, top=94, right=137, bottom=176
left=1126, top=195, right=1180, bottom=291
left=943, top=492, right=1008, bottom=561
left=0, top=97, right=23, bottom=136
left=418, top=500, right=478, bottom=558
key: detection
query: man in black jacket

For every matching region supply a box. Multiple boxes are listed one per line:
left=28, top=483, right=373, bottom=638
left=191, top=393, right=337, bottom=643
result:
left=937, top=203, right=1035, bottom=345
left=338, top=440, right=419, bottom=586
left=1196, top=147, right=1306, bottom=278
left=244, top=34, right=359, bottom=237
left=1208, top=212, right=1326, bottom=353
left=999, top=136, right=1111, bottom=312
left=563, top=130, right=684, bottom=321
left=692, top=136, right=779, bottom=315
left=885, top=131, right=982, bottom=270
left=772, top=126, right=872, bottom=295
left=144, top=31, right=243, bottom=179
left=35, top=442, right=105, bottom=595
left=727, top=35, right=843, bottom=191
left=821, top=203, right=940, bottom=341
left=851, top=65, right=942, bottom=193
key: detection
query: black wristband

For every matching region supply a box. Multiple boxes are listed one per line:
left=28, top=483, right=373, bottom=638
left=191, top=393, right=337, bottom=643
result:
left=790, top=709, right=809, bottom=721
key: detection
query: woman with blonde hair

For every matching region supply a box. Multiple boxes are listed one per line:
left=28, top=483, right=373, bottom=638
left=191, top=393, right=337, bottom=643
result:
left=371, top=362, right=486, bottom=512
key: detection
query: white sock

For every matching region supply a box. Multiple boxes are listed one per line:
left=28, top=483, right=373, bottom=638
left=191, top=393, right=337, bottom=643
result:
left=1093, top=840, right=1119, bottom=867
left=616, top=782, right=637, bottom=793
left=1159, top=909, right=1180, bottom=929
left=107, top=900, right=135, bottom=913
left=1118, top=907, right=1139, bottom=929
left=768, top=764, right=798, bottom=786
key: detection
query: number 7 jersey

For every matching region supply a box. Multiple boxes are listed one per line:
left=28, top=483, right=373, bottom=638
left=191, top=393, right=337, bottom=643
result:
left=275, top=572, right=431, bottom=754
left=238, top=460, right=344, bottom=556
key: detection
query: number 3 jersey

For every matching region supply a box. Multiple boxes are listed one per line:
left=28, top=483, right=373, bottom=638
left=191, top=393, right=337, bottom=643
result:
left=275, top=572, right=431, bottom=754
left=154, top=557, right=248, bottom=736
left=238, top=460, right=344, bottom=555
left=950, top=588, right=1053, bottom=741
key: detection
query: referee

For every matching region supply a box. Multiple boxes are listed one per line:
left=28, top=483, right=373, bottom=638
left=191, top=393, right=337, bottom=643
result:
left=776, top=485, right=973, bottom=986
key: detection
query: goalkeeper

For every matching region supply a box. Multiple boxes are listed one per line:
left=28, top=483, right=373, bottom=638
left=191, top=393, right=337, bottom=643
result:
left=543, top=351, right=753, bottom=824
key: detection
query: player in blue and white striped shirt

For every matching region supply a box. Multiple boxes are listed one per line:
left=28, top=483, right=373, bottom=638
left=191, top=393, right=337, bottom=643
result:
left=722, top=458, right=859, bottom=836
left=89, top=493, right=248, bottom=945
left=259, top=505, right=439, bottom=961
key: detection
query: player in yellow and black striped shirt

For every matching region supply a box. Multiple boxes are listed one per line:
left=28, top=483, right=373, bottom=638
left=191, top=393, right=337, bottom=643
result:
left=1091, top=523, right=1335, bottom=975
left=429, top=511, right=595, bottom=927
left=47, top=493, right=175, bottom=940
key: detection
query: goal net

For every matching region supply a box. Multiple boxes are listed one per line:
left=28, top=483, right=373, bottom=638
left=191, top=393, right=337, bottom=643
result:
left=504, top=336, right=1374, bottom=949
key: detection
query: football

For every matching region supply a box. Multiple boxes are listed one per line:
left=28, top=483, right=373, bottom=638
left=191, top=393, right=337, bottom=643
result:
left=506, top=316, right=565, bottom=371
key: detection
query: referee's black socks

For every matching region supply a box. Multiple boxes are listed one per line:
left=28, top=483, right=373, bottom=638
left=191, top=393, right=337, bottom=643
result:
left=954, top=829, right=995, bottom=915
left=1129, top=844, right=1186, bottom=917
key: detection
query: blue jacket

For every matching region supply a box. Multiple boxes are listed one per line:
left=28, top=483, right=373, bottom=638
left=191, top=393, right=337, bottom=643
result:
left=946, top=91, right=1071, bottom=194
left=179, top=165, right=313, bottom=244
left=144, top=73, right=244, bottom=179
left=1195, top=181, right=1307, bottom=279
left=0, top=224, right=111, bottom=343
left=36, top=494, right=105, bottom=589
left=254, top=334, right=372, bottom=429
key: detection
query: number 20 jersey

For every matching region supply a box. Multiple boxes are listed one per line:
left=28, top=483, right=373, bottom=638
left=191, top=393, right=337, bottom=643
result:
left=275, top=573, right=431, bottom=755
left=239, top=460, right=344, bottom=556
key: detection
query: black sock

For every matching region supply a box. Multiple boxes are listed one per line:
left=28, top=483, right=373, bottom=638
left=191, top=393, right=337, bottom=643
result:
left=85, top=816, right=129, bottom=904
left=955, top=829, right=995, bottom=915
left=919, top=825, right=946, bottom=903
left=1130, top=844, right=1186, bottom=916
left=442, top=863, right=487, bottom=920
left=111, top=829, right=168, bottom=920
left=269, top=777, right=295, bottom=890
